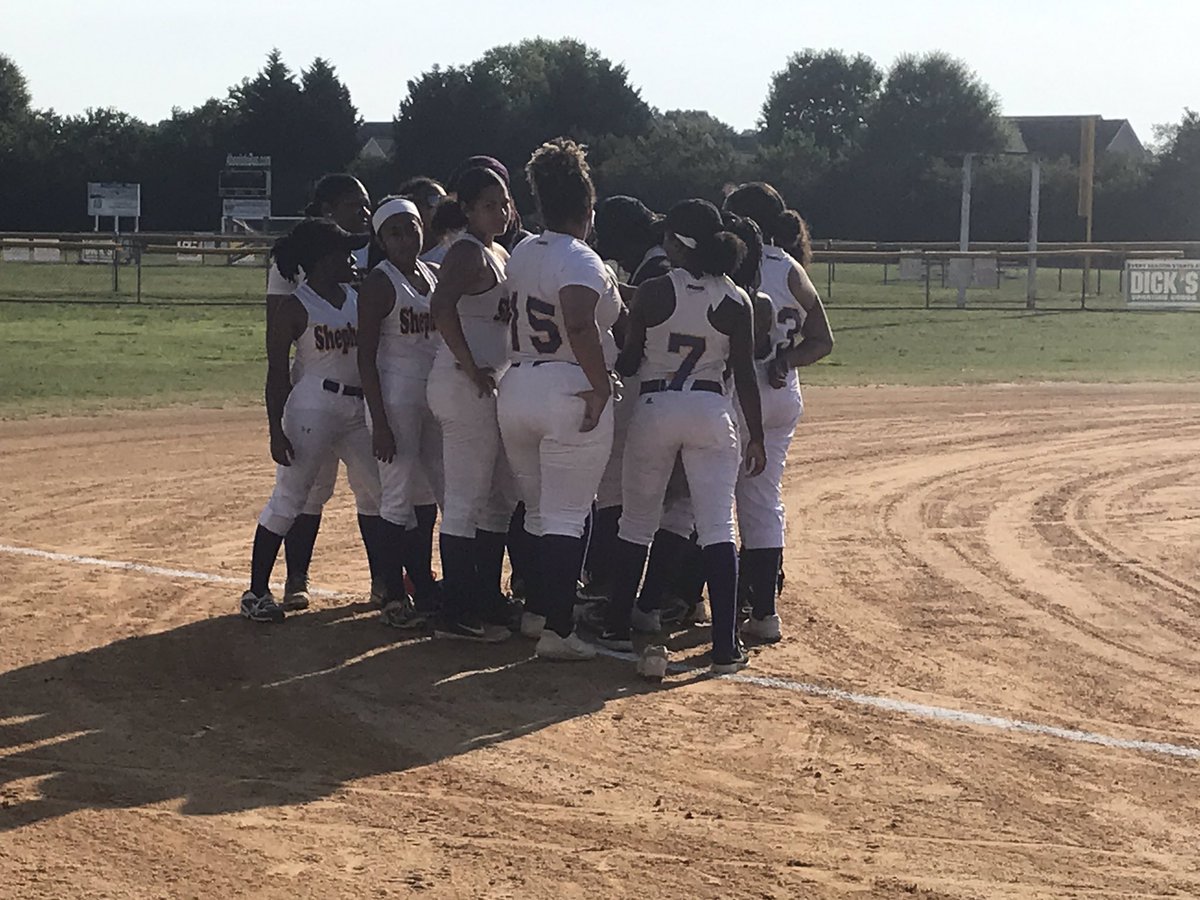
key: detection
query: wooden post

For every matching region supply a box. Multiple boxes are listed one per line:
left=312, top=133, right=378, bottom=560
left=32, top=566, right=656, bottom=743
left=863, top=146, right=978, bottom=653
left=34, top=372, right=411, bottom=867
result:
left=957, top=153, right=973, bottom=309
left=1027, top=159, right=1041, bottom=309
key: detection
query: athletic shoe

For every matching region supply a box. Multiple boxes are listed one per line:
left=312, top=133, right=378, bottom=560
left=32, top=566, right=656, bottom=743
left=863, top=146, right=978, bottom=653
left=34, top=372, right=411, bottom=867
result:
left=380, top=596, right=427, bottom=630
left=637, top=645, right=670, bottom=682
left=520, top=611, right=547, bottom=639
left=577, top=578, right=610, bottom=602
left=596, top=628, right=634, bottom=652
left=535, top=630, right=597, bottom=661
left=240, top=590, right=284, bottom=623
left=435, top=614, right=509, bottom=643
left=630, top=605, right=662, bottom=634
left=281, top=577, right=311, bottom=612
left=711, top=641, right=750, bottom=674
left=742, top=614, right=783, bottom=644
left=482, top=594, right=523, bottom=631
left=509, top=573, right=527, bottom=603
left=688, top=598, right=710, bottom=625
left=574, top=601, right=608, bottom=632
left=370, top=577, right=388, bottom=609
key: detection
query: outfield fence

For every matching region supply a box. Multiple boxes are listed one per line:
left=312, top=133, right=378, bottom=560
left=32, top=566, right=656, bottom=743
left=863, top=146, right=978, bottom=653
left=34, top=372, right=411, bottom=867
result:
left=1, top=233, right=1197, bottom=311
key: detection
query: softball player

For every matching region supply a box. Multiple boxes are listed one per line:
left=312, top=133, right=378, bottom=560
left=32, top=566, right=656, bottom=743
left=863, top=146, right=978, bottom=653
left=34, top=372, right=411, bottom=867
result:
left=242, top=218, right=383, bottom=622
left=358, top=197, right=445, bottom=628
left=427, top=166, right=519, bottom=641
left=723, top=183, right=833, bottom=642
left=263, top=174, right=384, bottom=610
left=498, top=138, right=622, bottom=661
left=602, top=200, right=766, bottom=673
left=584, top=196, right=670, bottom=600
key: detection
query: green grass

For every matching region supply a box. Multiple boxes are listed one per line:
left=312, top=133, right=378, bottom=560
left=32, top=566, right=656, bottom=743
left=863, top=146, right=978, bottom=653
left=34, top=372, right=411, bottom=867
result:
left=2, top=300, right=1197, bottom=418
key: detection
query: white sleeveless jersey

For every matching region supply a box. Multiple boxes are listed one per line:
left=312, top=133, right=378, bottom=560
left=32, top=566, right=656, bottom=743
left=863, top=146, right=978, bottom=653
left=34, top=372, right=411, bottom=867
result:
left=507, top=231, right=621, bottom=367
left=376, top=258, right=439, bottom=380
left=292, top=283, right=361, bottom=387
left=639, top=270, right=737, bottom=387
left=760, top=247, right=807, bottom=359
left=433, top=233, right=510, bottom=372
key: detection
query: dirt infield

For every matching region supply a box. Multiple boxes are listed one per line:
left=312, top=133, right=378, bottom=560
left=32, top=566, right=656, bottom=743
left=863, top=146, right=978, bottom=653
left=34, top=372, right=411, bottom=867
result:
left=2, top=384, right=1198, bottom=899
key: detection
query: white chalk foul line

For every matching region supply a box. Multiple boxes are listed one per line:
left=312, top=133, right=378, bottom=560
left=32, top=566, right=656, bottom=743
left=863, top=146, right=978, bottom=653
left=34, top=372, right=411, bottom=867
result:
left=4, top=541, right=1199, bottom=762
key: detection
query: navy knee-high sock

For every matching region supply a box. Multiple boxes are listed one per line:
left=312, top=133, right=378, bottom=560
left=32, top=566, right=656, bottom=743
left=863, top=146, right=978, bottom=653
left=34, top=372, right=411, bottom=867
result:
left=541, top=534, right=585, bottom=638
left=701, top=542, right=739, bottom=659
left=410, top=504, right=438, bottom=586
left=507, top=505, right=530, bottom=586
left=743, top=547, right=783, bottom=619
left=584, top=505, right=621, bottom=588
left=284, top=513, right=321, bottom=585
left=376, top=519, right=409, bottom=604
left=519, top=529, right=545, bottom=616
left=438, top=533, right=476, bottom=618
left=675, top=535, right=706, bottom=603
left=605, top=538, right=650, bottom=631
left=476, top=529, right=508, bottom=600
left=250, top=525, right=285, bottom=596
left=357, top=514, right=386, bottom=585
left=638, top=529, right=691, bottom=611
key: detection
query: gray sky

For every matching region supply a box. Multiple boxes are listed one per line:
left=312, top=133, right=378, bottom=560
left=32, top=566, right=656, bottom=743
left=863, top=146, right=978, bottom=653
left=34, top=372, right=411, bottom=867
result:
left=7, top=0, right=1195, bottom=146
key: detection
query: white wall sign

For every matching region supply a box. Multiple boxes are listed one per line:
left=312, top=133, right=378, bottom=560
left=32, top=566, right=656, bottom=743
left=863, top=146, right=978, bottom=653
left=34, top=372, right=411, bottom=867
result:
left=1126, top=260, right=1200, bottom=309
left=87, top=183, right=141, bottom=218
left=222, top=198, right=272, bottom=219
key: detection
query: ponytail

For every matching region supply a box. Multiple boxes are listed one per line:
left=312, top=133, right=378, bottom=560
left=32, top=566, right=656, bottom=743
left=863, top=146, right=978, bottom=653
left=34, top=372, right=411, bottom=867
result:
left=271, top=230, right=303, bottom=281
left=775, top=209, right=813, bottom=269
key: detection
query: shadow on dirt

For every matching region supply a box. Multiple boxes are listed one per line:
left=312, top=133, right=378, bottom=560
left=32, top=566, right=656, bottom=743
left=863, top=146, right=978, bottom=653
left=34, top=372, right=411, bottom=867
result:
left=0, top=604, right=702, bottom=830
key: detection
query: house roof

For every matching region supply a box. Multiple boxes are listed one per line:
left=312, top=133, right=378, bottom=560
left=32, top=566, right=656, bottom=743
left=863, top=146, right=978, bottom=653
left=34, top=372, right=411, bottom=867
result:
left=1003, top=116, right=1144, bottom=162
left=358, top=121, right=393, bottom=143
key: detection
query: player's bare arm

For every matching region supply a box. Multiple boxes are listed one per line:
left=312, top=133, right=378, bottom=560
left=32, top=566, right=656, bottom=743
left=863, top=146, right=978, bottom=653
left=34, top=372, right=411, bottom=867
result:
left=264, top=296, right=306, bottom=466
left=356, top=268, right=399, bottom=463
left=430, top=240, right=495, bottom=396
left=729, top=291, right=767, bottom=476
left=777, top=263, right=834, bottom=372
left=561, top=284, right=611, bottom=432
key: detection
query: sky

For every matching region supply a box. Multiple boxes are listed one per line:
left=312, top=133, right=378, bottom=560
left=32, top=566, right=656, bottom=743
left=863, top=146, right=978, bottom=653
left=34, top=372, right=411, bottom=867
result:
left=6, top=0, right=1196, bottom=147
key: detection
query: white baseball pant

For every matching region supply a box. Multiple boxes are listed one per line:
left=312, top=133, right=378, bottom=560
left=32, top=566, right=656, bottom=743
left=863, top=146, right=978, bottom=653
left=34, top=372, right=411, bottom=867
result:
left=498, top=362, right=614, bottom=538
left=367, top=373, right=444, bottom=529
left=301, top=457, right=339, bottom=515
left=427, top=366, right=517, bottom=537
left=659, top=456, right=696, bottom=539
left=259, top=384, right=382, bottom=536
left=736, top=376, right=802, bottom=549
left=619, top=391, right=739, bottom=548
left=596, top=374, right=638, bottom=510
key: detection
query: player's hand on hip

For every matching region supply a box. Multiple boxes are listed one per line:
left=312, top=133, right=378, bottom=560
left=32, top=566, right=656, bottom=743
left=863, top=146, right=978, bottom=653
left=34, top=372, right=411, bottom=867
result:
left=767, top=355, right=788, bottom=390
left=575, top=386, right=611, bottom=433
left=270, top=431, right=295, bottom=467
left=744, top=438, right=767, bottom=477
left=373, top=423, right=397, bottom=464
left=471, top=367, right=498, bottom=398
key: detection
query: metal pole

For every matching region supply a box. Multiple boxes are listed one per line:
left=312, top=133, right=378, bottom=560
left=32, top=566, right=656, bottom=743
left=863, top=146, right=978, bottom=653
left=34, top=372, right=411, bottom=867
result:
left=924, top=254, right=931, bottom=308
left=136, top=241, right=142, bottom=303
left=883, top=261, right=888, bottom=285
left=111, top=228, right=119, bottom=295
left=1027, top=159, right=1041, bottom=309
left=957, top=153, right=973, bottom=309
left=826, top=258, right=832, bottom=301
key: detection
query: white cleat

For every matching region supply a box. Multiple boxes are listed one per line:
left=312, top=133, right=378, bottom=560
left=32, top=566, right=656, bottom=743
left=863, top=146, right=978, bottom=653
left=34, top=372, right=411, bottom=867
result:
left=520, top=611, right=547, bottom=639
left=742, top=614, right=783, bottom=644
left=535, top=630, right=597, bottom=661
left=630, top=606, right=662, bottom=634
left=637, top=645, right=669, bottom=682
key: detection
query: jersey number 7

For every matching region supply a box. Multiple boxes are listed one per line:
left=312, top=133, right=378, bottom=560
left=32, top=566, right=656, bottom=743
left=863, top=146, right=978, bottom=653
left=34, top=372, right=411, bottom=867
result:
left=667, top=332, right=706, bottom=390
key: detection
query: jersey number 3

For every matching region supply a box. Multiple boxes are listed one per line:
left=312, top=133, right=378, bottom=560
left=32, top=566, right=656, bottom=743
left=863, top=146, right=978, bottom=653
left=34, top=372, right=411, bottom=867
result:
left=776, top=308, right=802, bottom=355
left=667, top=333, right=707, bottom=390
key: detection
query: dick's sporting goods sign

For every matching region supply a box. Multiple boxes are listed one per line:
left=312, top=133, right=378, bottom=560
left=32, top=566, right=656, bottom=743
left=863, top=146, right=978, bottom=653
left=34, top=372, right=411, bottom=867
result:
left=1125, top=260, right=1200, bottom=309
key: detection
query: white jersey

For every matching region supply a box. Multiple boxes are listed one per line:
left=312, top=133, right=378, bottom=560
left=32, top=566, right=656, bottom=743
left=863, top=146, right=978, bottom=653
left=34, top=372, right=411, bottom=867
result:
left=759, top=247, right=806, bottom=388
left=433, top=233, right=510, bottom=372
left=291, top=283, right=361, bottom=388
left=376, top=258, right=439, bottom=380
left=640, top=270, right=737, bottom=388
left=506, top=231, right=621, bottom=367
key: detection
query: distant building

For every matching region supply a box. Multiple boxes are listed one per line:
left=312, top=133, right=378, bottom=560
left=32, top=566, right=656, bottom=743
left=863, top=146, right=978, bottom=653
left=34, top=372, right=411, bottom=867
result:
left=358, top=122, right=395, bottom=161
left=1003, top=116, right=1149, bottom=163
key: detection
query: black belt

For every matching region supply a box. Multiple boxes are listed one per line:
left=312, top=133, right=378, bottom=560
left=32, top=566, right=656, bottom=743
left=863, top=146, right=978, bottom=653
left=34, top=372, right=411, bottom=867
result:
left=510, top=360, right=572, bottom=368
left=640, top=379, right=723, bottom=396
left=323, top=378, right=363, bottom=397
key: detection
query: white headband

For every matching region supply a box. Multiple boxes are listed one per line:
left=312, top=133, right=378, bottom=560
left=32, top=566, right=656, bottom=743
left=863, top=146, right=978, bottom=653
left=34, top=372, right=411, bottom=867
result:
left=672, top=232, right=698, bottom=249
left=372, top=198, right=421, bottom=234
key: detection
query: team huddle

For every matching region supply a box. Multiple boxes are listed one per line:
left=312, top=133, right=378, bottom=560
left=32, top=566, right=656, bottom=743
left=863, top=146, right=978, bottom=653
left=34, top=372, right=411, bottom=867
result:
left=240, top=138, right=834, bottom=675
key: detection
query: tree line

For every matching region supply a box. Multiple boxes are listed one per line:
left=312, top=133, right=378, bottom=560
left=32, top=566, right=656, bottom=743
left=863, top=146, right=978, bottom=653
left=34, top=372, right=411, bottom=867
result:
left=0, top=42, right=1196, bottom=241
